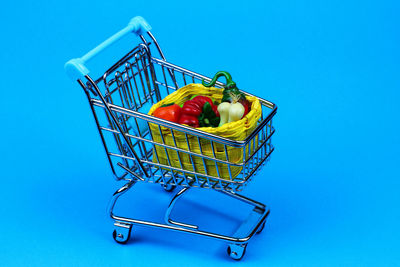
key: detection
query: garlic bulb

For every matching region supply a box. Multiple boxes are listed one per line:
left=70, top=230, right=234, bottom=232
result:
left=228, top=102, right=245, bottom=123
left=217, top=102, right=231, bottom=127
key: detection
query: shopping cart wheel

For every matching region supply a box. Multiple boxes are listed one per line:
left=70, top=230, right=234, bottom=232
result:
left=227, top=243, right=247, bottom=260
left=162, top=184, right=176, bottom=192
left=256, top=220, right=266, bottom=234
left=112, top=224, right=132, bottom=244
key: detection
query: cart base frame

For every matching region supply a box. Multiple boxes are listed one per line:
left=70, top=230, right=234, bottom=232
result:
left=108, top=180, right=269, bottom=260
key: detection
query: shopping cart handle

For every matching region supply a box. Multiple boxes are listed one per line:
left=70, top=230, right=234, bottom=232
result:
left=65, top=16, right=151, bottom=81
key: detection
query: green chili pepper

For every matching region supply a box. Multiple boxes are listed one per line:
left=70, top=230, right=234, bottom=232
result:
left=202, top=71, right=246, bottom=104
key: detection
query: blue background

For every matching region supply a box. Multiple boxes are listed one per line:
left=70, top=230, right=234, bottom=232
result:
left=1, top=0, right=399, bottom=266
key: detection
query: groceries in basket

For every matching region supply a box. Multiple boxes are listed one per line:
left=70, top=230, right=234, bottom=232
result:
left=152, top=71, right=253, bottom=129
left=148, top=71, right=262, bottom=180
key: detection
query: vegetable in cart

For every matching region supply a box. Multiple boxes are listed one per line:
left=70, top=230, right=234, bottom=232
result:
left=153, top=103, right=181, bottom=123
left=217, top=93, right=245, bottom=126
left=178, top=114, right=199, bottom=128
left=202, top=71, right=251, bottom=126
left=178, top=95, right=220, bottom=128
left=199, top=102, right=220, bottom=127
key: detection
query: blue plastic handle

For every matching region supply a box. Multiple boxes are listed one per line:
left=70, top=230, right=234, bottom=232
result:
left=65, top=16, right=151, bottom=81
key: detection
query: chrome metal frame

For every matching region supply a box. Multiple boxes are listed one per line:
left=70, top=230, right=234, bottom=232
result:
left=108, top=180, right=269, bottom=243
left=74, top=31, right=277, bottom=260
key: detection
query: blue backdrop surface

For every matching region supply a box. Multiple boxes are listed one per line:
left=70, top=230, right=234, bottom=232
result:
left=0, top=0, right=399, bottom=266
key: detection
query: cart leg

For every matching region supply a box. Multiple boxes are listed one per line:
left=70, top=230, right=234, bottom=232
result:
left=108, top=180, right=136, bottom=218
left=108, top=180, right=136, bottom=244
left=227, top=243, right=247, bottom=260
left=219, top=190, right=269, bottom=260
left=113, top=221, right=132, bottom=244
left=256, top=220, right=266, bottom=234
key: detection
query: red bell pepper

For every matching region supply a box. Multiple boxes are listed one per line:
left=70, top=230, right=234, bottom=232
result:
left=182, top=96, right=219, bottom=117
left=211, top=104, right=219, bottom=117
left=191, top=96, right=213, bottom=109
left=178, top=114, right=199, bottom=128
left=179, top=96, right=220, bottom=128
left=239, top=99, right=250, bottom=118
left=181, top=100, right=202, bottom=117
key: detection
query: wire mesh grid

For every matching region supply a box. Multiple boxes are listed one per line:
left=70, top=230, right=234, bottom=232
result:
left=84, top=43, right=276, bottom=192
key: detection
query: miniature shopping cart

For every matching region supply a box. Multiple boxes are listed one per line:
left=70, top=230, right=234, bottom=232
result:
left=65, top=16, right=277, bottom=260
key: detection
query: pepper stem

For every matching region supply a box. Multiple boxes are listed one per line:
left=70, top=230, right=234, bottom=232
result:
left=202, top=71, right=237, bottom=89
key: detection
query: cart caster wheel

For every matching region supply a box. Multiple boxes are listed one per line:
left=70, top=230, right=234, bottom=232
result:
left=112, top=224, right=132, bottom=244
left=256, top=221, right=266, bottom=234
left=162, top=184, right=176, bottom=192
left=227, top=243, right=247, bottom=260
